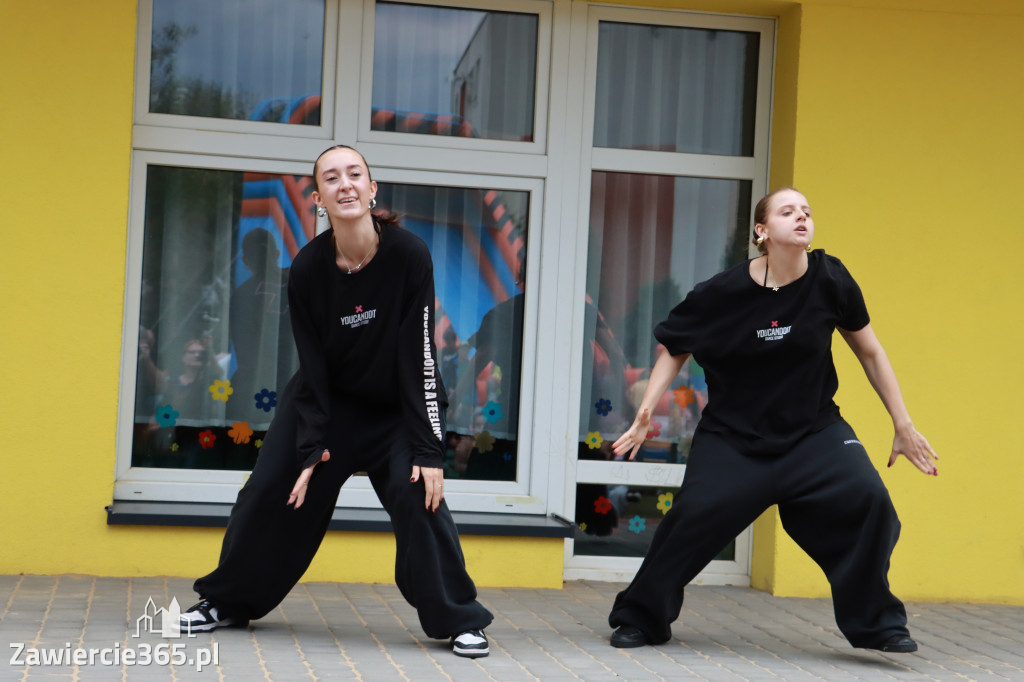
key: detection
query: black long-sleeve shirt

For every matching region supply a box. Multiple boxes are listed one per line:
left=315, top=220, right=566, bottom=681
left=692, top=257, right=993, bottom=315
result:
left=287, top=220, right=448, bottom=470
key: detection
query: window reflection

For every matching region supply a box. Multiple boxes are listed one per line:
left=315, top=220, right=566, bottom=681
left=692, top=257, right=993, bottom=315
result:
left=372, top=2, right=537, bottom=141
left=132, top=168, right=529, bottom=482
left=575, top=483, right=735, bottom=560
left=594, top=21, right=759, bottom=155
left=376, top=183, right=529, bottom=481
left=132, top=166, right=314, bottom=470
left=576, top=172, right=751, bottom=544
left=150, top=0, right=324, bottom=123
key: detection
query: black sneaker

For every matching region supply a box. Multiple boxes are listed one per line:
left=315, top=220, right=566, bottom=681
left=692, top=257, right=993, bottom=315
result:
left=870, top=635, right=919, bottom=653
left=180, top=599, right=244, bottom=633
left=451, top=629, right=489, bottom=658
left=610, top=625, right=650, bottom=648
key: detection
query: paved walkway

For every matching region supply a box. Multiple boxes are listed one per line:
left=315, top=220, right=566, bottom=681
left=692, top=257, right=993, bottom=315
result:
left=2, top=575, right=1022, bottom=681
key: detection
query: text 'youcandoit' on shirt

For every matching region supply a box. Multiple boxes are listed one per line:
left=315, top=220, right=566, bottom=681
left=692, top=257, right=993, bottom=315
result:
left=422, top=306, right=443, bottom=440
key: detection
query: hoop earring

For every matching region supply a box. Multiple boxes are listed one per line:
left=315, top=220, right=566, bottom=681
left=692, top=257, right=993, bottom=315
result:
left=755, top=235, right=764, bottom=245
left=317, top=207, right=327, bottom=218
left=369, top=198, right=377, bottom=210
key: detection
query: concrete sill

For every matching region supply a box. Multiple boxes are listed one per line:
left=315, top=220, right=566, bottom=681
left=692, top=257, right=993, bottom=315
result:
left=105, top=501, right=574, bottom=538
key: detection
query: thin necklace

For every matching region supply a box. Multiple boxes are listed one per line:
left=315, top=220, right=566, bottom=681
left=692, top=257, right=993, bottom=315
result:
left=763, top=257, right=779, bottom=292
left=337, top=233, right=378, bottom=274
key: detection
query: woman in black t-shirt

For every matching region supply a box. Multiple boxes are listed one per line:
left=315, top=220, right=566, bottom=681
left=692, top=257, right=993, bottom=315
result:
left=608, top=188, right=938, bottom=654
left=180, top=146, right=493, bottom=659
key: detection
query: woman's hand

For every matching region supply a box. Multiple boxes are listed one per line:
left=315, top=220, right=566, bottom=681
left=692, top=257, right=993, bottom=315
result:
left=288, top=449, right=331, bottom=508
left=612, top=408, right=651, bottom=461
left=889, top=426, right=939, bottom=476
left=412, top=465, right=445, bottom=512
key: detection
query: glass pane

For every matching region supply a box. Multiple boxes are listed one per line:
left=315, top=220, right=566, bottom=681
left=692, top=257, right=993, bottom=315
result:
left=575, top=483, right=735, bottom=559
left=594, top=21, right=759, bottom=155
left=132, top=166, right=316, bottom=469
left=372, top=2, right=538, bottom=142
left=576, top=172, right=750, bottom=530
left=375, top=184, right=529, bottom=481
left=150, top=0, right=324, bottom=124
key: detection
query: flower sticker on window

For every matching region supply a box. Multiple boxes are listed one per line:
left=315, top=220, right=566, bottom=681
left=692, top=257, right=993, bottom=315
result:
left=585, top=431, right=604, bottom=450
left=198, top=430, right=216, bottom=449
left=595, top=398, right=612, bottom=416
left=475, top=431, right=496, bottom=453
left=209, top=379, right=234, bottom=403
left=646, top=419, right=662, bottom=440
left=672, top=386, right=695, bottom=409
left=657, top=492, right=674, bottom=515
left=254, top=438, right=263, bottom=449
left=579, top=522, right=588, bottom=532
left=254, top=388, right=277, bottom=412
left=228, top=421, right=253, bottom=445
left=170, top=443, right=179, bottom=452
left=481, top=400, right=503, bottom=424
left=154, top=404, right=179, bottom=428
left=628, top=515, right=646, bottom=534
left=594, top=496, right=612, bottom=515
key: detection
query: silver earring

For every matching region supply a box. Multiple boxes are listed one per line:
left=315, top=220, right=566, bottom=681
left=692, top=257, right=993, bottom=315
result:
left=317, top=207, right=327, bottom=218
left=369, top=198, right=377, bottom=210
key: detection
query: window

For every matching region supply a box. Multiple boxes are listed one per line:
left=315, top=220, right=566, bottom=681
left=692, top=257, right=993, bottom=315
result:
left=565, top=7, right=772, bottom=580
left=148, top=0, right=326, bottom=124
left=371, top=3, right=538, bottom=142
left=121, top=0, right=774, bottom=575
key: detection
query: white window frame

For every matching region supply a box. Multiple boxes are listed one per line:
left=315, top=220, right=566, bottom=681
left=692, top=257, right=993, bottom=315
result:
left=115, top=151, right=549, bottom=514
left=554, top=5, right=776, bottom=583
left=118, top=1, right=778, bottom=571
left=133, top=0, right=341, bottom=140
left=357, top=0, right=553, bottom=155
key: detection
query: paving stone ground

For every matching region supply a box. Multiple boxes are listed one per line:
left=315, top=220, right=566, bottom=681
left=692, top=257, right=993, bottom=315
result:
left=1, top=575, right=1021, bottom=681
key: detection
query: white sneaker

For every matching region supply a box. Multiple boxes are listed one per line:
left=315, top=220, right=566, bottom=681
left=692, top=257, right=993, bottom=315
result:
left=179, top=599, right=242, bottom=633
left=451, top=629, right=489, bottom=658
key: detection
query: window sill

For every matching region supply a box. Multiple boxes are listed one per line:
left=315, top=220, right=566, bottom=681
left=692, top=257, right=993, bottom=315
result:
left=105, top=501, right=573, bottom=538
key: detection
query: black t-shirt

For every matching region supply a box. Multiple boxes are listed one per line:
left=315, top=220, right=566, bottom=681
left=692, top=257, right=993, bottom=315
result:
left=288, top=220, right=448, bottom=469
left=654, top=250, right=869, bottom=455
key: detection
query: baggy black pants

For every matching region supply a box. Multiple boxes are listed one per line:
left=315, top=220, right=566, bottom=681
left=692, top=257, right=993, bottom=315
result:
left=194, top=375, right=493, bottom=639
left=609, top=420, right=908, bottom=648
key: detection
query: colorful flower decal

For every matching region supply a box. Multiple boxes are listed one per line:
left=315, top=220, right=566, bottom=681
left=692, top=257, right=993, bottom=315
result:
left=594, top=496, right=612, bottom=515
left=579, top=522, right=588, bottom=532
left=154, top=404, right=179, bottom=428
left=482, top=400, right=504, bottom=424
left=475, top=431, right=496, bottom=453
left=585, top=431, right=604, bottom=450
left=228, top=421, right=253, bottom=445
left=198, top=430, right=216, bottom=449
left=209, top=379, right=234, bottom=403
left=646, top=419, right=663, bottom=440
left=672, top=386, right=695, bottom=409
left=657, top=492, right=674, bottom=515
left=254, top=388, right=277, bottom=412
left=170, top=443, right=179, bottom=452
left=595, top=398, right=612, bottom=416
left=254, top=439, right=263, bottom=449
left=628, top=515, right=646, bottom=534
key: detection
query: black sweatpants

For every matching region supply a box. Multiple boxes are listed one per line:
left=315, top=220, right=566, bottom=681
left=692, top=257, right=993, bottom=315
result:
left=194, top=375, right=493, bottom=639
left=609, top=420, right=908, bottom=649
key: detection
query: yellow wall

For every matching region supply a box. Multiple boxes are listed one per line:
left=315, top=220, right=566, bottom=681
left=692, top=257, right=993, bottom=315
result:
left=760, top=0, right=1024, bottom=603
left=2, top=0, right=1021, bottom=603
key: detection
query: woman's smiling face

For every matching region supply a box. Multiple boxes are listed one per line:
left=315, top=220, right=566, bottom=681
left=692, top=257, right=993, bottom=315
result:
left=312, top=147, right=377, bottom=222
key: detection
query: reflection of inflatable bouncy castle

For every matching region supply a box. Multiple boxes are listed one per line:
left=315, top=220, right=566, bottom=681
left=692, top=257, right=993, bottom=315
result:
left=245, top=95, right=525, bottom=390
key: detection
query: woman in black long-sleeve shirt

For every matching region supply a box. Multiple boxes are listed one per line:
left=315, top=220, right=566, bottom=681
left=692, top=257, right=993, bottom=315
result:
left=181, top=145, right=493, bottom=658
